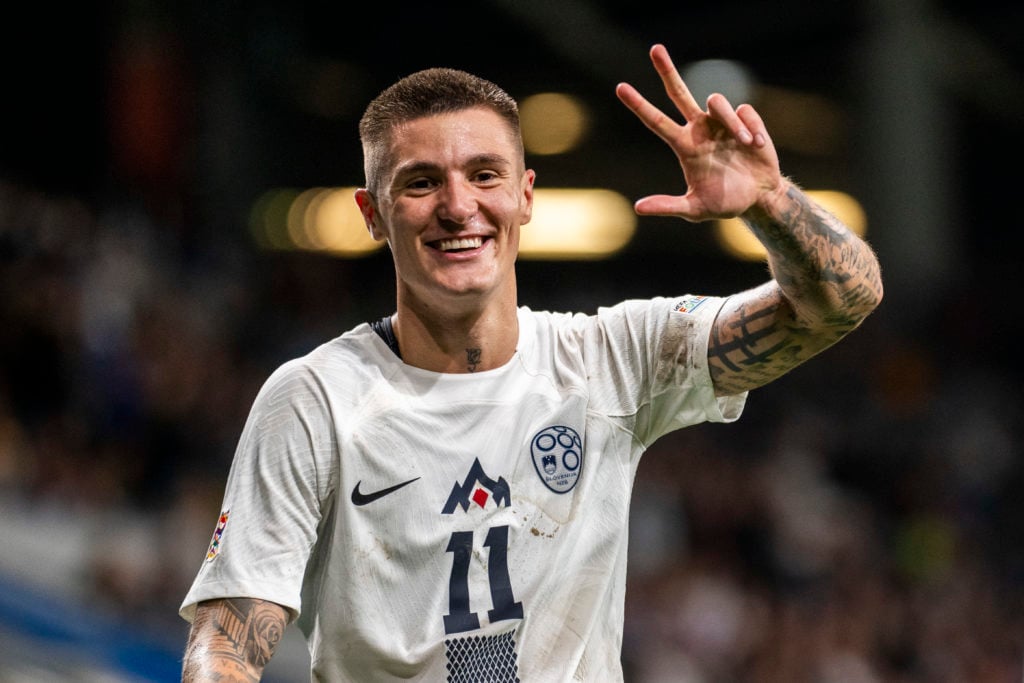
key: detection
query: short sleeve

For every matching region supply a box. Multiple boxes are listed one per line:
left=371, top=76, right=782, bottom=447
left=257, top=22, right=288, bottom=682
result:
left=179, top=360, right=332, bottom=623
left=587, top=295, right=747, bottom=446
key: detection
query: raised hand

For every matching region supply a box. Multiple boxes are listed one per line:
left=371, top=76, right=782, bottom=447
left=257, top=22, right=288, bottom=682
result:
left=615, top=44, right=783, bottom=222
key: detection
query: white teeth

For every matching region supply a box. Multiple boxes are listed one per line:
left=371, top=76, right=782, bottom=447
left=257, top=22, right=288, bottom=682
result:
left=437, top=237, right=483, bottom=251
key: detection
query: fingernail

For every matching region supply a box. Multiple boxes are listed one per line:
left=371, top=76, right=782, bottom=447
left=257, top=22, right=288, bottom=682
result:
left=739, top=130, right=753, bottom=144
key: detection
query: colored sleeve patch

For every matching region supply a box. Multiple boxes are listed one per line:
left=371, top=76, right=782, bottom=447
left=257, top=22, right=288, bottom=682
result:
left=205, top=510, right=230, bottom=561
left=672, top=295, right=709, bottom=314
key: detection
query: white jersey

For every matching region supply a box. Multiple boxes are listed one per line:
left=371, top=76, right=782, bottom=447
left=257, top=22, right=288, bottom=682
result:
left=181, top=296, right=746, bottom=682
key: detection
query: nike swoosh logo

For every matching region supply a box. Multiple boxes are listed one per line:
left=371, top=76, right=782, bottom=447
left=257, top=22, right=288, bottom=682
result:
left=351, top=477, right=421, bottom=506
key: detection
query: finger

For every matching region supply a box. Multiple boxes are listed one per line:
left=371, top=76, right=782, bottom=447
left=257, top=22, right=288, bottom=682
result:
left=736, top=103, right=770, bottom=148
left=634, top=194, right=700, bottom=222
left=615, top=82, right=682, bottom=145
left=649, top=44, right=704, bottom=122
left=706, top=93, right=754, bottom=145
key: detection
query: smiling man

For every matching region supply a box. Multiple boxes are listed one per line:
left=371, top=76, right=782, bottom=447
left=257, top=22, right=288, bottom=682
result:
left=180, top=44, right=882, bottom=682
left=354, top=103, right=533, bottom=374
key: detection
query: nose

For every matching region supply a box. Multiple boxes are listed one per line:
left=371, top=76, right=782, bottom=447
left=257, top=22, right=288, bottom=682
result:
left=436, top=179, right=477, bottom=227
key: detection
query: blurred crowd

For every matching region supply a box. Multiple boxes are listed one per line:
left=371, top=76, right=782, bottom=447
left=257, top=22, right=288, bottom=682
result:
left=3, top=170, right=1023, bottom=682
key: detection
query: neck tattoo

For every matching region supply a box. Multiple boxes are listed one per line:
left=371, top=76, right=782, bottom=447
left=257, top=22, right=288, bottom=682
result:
left=465, top=347, right=482, bottom=372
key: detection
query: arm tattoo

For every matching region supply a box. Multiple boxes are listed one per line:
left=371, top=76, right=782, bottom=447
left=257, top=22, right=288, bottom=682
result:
left=710, top=296, right=791, bottom=373
left=708, top=185, right=882, bottom=395
left=745, top=185, right=883, bottom=321
left=466, top=347, right=482, bottom=372
left=209, top=598, right=283, bottom=667
left=182, top=598, right=286, bottom=682
left=708, top=286, right=808, bottom=395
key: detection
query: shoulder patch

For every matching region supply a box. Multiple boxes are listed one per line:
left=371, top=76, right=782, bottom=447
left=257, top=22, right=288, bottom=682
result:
left=672, top=295, right=709, bottom=314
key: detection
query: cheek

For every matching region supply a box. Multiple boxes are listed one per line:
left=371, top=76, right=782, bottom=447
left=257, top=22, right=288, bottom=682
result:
left=390, top=199, right=432, bottom=228
left=382, top=207, right=420, bottom=245
left=518, top=196, right=533, bottom=225
left=506, top=225, right=521, bottom=253
left=493, top=190, right=529, bottom=227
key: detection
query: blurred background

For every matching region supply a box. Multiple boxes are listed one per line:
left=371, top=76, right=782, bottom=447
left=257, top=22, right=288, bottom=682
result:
left=1, top=0, right=1022, bottom=681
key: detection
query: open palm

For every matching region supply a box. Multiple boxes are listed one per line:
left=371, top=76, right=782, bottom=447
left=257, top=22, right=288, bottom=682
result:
left=616, top=44, right=782, bottom=221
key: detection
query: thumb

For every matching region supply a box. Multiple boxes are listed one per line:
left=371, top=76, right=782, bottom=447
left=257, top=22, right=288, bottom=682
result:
left=634, top=194, right=700, bottom=221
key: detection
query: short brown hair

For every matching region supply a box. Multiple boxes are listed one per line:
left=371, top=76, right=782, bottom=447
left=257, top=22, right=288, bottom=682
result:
left=359, top=68, right=523, bottom=197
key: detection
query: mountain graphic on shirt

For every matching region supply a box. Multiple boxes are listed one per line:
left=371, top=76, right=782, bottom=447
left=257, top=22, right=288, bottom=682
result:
left=442, top=458, right=511, bottom=514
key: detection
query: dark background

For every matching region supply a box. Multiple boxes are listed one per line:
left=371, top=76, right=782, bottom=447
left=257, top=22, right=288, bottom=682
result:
left=1, top=1, right=1022, bottom=680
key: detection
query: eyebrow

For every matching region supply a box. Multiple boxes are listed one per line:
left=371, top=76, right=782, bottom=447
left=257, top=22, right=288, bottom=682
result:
left=393, top=153, right=513, bottom=179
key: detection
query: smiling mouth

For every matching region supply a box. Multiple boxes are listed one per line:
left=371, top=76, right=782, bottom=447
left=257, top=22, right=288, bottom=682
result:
left=434, top=236, right=485, bottom=252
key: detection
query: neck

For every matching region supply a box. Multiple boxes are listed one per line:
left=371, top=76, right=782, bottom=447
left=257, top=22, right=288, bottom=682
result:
left=393, top=295, right=519, bottom=373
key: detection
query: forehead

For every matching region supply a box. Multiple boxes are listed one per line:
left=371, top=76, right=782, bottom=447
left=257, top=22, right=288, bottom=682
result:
left=387, top=107, right=522, bottom=167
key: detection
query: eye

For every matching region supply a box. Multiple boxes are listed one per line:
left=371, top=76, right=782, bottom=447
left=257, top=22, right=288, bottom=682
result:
left=405, top=177, right=437, bottom=192
left=472, top=170, right=502, bottom=185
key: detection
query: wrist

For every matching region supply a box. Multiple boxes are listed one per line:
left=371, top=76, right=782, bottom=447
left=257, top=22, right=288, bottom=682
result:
left=742, top=177, right=794, bottom=225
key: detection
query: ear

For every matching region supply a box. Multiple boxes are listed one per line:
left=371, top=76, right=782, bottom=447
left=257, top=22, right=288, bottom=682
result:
left=354, top=188, right=386, bottom=241
left=519, top=169, right=536, bottom=225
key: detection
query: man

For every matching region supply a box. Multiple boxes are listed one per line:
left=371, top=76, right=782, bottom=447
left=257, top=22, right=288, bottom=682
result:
left=180, top=43, right=882, bottom=681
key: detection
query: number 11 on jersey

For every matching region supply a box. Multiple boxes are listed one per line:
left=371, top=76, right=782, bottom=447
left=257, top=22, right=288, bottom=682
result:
left=444, top=525, right=524, bottom=635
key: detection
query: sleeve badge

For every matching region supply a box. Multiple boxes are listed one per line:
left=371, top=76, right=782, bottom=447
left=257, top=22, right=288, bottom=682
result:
left=205, top=510, right=230, bottom=561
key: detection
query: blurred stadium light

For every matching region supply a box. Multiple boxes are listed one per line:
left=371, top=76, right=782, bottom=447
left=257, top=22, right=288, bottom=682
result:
left=520, top=92, right=591, bottom=156
left=251, top=187, right=637, bottom=260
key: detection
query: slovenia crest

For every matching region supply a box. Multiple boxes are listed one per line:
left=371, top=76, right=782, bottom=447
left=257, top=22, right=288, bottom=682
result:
left=530, top=425, right=583, bottom=494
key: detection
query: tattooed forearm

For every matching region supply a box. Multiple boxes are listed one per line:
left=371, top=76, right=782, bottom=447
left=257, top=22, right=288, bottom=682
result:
left=708, top=284, right=808, bottom=395
left=743, top=184, right=883, bottom=326
left=182, top=598, right=287, bottom=682
left=710, top=293, right=792, bottom=373
left=709, top=185, right=884, bottom=396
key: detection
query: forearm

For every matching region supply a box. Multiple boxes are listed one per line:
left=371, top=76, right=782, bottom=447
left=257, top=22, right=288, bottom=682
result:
left=707, top=183, right=882, bottom=396
left=182, top=644, right=262, bottom=683
left=182, top=598, right=288, bottom=682
left=742, top=179, right=883, bottom=331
